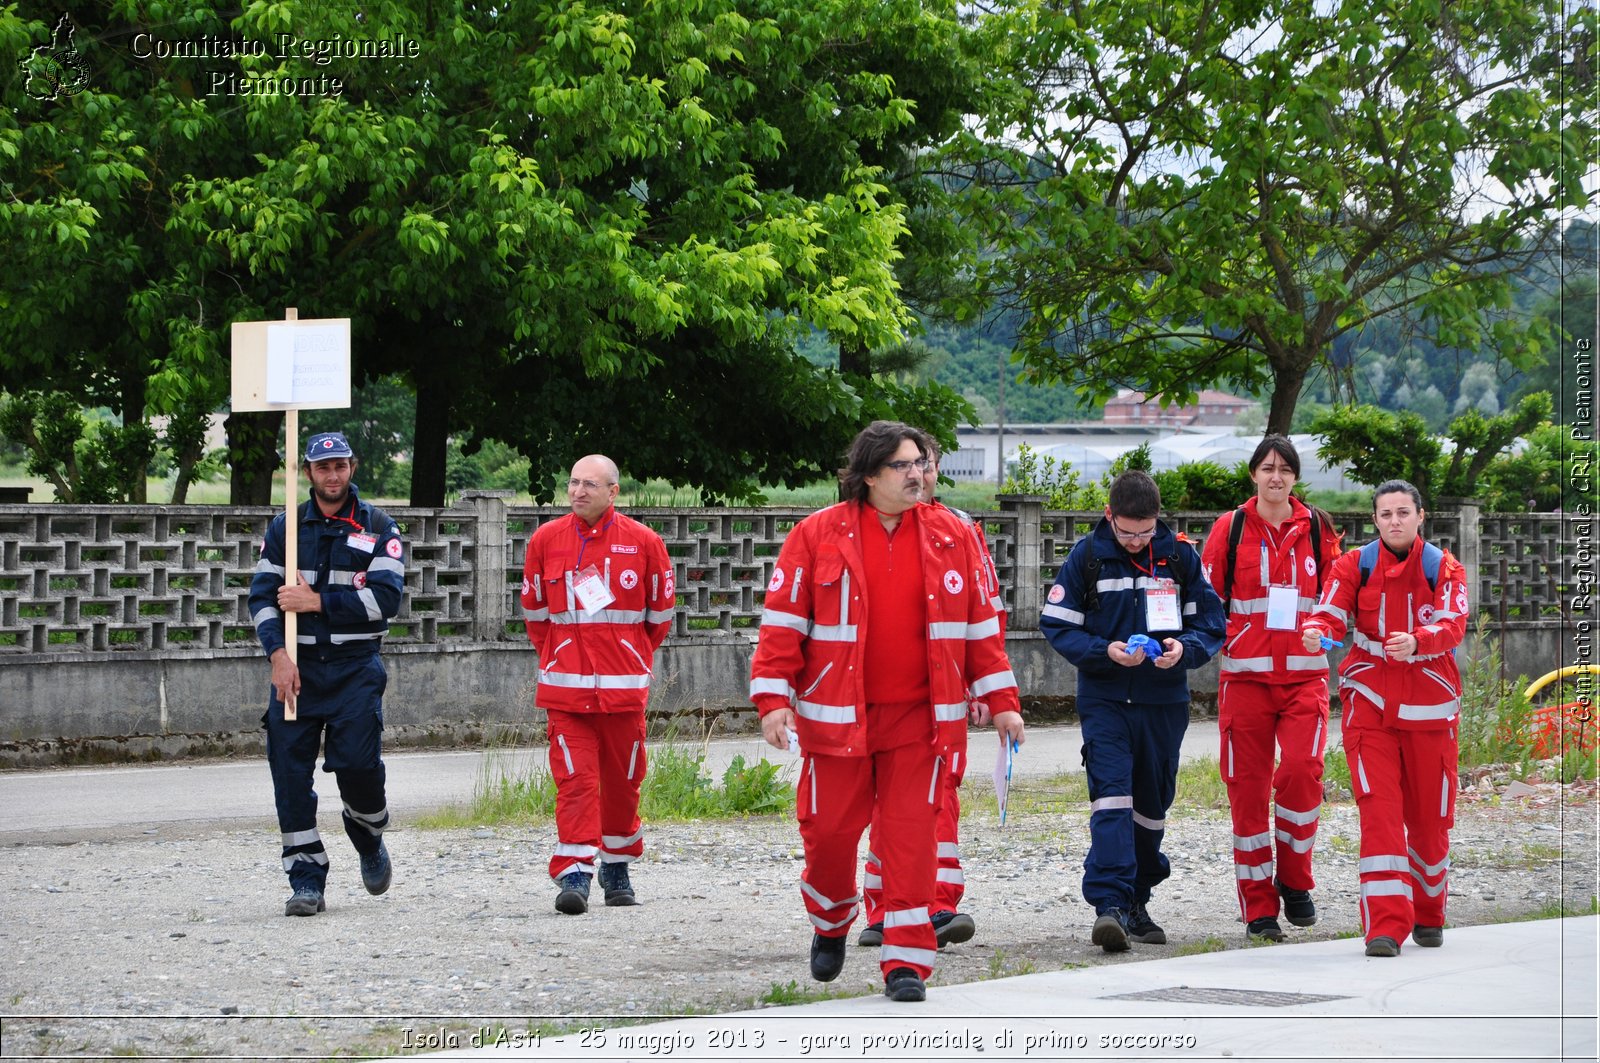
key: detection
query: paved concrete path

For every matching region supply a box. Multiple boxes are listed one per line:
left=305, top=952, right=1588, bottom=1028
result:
left=419, top=916, right=1598, bottom=1062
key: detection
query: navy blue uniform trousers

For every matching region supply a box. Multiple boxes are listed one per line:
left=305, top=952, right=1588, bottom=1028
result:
left=1078, top=696, right=1189, bottom=913
left=264, top=653, right=389, bottom=890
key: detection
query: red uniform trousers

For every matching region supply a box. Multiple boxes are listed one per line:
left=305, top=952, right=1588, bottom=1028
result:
left=799, top=740, right=941, bottom=980
left=863, top=745, right=966, bottom=925
left=1345, top=721, right=1456, bottom=948
left=545, top=709, right=648, bottom=881
left=1218, top=677, right=1330, bottom=922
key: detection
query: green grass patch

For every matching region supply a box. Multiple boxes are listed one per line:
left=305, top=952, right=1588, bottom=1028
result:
left=984, top=948, right=1037, bottom=979
left=415, top=740, right=794, bottom=829
left=1172, top=935, right=1228, bottom=957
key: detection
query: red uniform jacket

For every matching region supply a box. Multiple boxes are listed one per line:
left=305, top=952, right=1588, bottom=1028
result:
left=521, top=506, right=675, bottom=713
left=1309, top=537, right=1469, bottom=730
left=748, top=500, right=1020, bottom=757
left=1201, top=496, right=1342, bottom=685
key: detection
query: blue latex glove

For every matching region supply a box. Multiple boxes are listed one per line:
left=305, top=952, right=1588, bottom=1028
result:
left=1126, top=633, right=1163, bottom=657
left=1320, top=634, right=1343, bottom=650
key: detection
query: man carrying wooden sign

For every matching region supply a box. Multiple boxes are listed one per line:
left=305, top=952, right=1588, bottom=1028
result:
left=248, top=430, right=406, bottom=916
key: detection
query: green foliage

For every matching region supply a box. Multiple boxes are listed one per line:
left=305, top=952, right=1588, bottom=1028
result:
left=1477, top=422, right=1600, bottom=512
left=0, top=392, right=155, bottom=503
left=1308, top=404, right=1442, bottom=498
left=1312, top=394, right=1564, bottom=508
left=4, top=0, right=988, bottom=505
left=1001, top=442, right=1105, bottom=510
left=1457, top=617, right=1539, bottom=775
left=1154, top=461, right=1254, bottom=512
left=304, top=376, right=416, bottom=500
left=949, top=0, right=1591, bottom=436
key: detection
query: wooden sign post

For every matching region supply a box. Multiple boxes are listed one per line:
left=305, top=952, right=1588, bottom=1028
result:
left=230, top=309, right=352, bottom=719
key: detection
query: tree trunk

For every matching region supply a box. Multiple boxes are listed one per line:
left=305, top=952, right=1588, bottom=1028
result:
left=122, top=376, right=148, bottom=503
left=1265, top=359, right=1310, bottom=437
left=839, top=339, right=870, bottom=377
left=410, top=381, right=449, bottom=506
left=227, top=410, right=284, bottom=505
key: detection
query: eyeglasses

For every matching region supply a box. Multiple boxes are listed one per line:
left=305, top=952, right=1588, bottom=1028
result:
left=567, top=479, right=614, bottom=491
left=883, top=458, right=932, bottom=473
left=1109, top=517, right=1156, bottom=542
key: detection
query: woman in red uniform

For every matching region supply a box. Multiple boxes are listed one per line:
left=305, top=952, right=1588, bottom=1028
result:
left=1303, top=480, right=1469, bottom=956
left=1201, top=435, right=1342, bottom=941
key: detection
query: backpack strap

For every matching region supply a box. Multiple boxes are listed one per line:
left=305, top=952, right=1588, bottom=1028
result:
left=1081, top=550, right=1102, bottom=615
left=1308, top=508, right=1325, bottom=596
left=1221, top=507, right=1246, bottom=617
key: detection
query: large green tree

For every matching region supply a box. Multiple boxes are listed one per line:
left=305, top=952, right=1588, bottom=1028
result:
left=4, top=0, right=981, bottom=504
left=947, top=0, right=1596, bottom=434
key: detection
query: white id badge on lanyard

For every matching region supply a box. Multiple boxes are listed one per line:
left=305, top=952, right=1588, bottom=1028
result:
left=1265, top=584, right=1300, bottom=630
left=1145, top=579, right=1181, bottom=631
left=572, top=564, right=615, bottom=615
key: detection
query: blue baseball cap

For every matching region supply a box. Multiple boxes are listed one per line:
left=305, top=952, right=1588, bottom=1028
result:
left=305, top=432, right=354, bottom=462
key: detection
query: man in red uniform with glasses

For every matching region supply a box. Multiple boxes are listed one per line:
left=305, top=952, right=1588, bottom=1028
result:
left=750, top=421, right=1023, bottom=1003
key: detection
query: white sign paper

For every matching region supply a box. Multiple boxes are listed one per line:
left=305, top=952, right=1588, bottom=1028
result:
left=266, top=324, right=349, bottom=405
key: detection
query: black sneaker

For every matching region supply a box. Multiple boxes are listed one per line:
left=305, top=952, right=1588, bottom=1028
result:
left=1277, top=882, right=1316, bottom=927
left=810, top=933, right=846, bottom=983
left=1091, top=908, right=1131, bottom=952
left=1127, top=902, right=1166, bottom=944
left=932, top=910, right=976, bottom=948
left=554, top=871, right=590, bottom=915
left=597, top=862, right=638, bottom=907
left=284, top=886, right=325, bottom=917
left=1412, top=924, right=1444, bottom=948
left=1246, top=917, right=1286, bottom=942
left=360, top=841, right=392, bottom=896
left=883, top=966, right=926, bottom=1002
left=1365, top=935, right=1400, bottom=957
left=856, top=922, right=884, bottom=947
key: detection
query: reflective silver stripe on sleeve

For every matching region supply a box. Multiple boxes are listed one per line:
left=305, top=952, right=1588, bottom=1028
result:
left=750, top=677, right=795, bottom=700
left=646, top=608, right=674, bottom=624
left=964, top=617, right=1000, bottom=640
left=369, top=556, right=404, bottom=575
left=252, top=606, right=281, bottom=627
left=760, top=609, right=811, bottom=634
left=523, top=606, right=550, bottom=622
left=969, top=669, right=1018, bottom=697
left=1042, top=604, right=1084, bottom=624
left=357, top=587, right=382, bottom=621
left=255, top=559, right=286, bottom=577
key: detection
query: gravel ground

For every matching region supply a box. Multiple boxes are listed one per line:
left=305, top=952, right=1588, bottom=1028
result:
left=3, top=763, right=1595, bottom=1061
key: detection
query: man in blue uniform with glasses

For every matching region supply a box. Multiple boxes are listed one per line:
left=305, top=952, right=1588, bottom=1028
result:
left=1040, top=470, right=1224, bottom=951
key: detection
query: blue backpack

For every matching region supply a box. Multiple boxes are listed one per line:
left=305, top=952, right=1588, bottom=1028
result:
left=1356, top=540, right=1443, bottom=591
